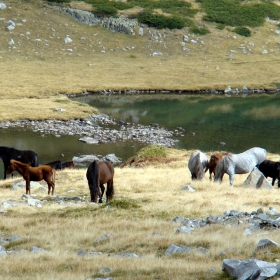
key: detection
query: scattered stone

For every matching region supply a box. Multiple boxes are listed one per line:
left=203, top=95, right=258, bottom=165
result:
left=182, top=185, right=195, bottom=192
left=64, top=35, right=72, bottom=43
left=30, top=246, right=48, bottom=253
left=95, top=233, right=112, bottom=243
left=164, top=244, right=192, bottom=255
left=99, top=267, right=111, bottom=275
left=0, top=246, right=7, bottom=256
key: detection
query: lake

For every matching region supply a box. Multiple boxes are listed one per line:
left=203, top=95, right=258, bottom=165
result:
left=0, top=93, right=279, bottom=179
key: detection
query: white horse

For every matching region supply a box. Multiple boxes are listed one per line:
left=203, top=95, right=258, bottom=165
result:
left=188, top=151, right=208, bottom=180
left=214, top=147, right=267, bottom=185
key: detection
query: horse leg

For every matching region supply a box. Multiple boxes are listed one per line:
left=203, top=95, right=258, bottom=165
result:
left=90, top=188, right=98, bottom=203
left=106, top=179, right=114, bottom=203
left=228, top=173, right=234, bottom=186
left=26, top=180, right=31, bottom=195
left=99, top=184, right=105, bottom=203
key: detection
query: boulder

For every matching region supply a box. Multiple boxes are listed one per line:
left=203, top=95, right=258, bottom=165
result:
left=242, top=168, right=273, bottom=189
left=222, top=259, right=278, bottom=280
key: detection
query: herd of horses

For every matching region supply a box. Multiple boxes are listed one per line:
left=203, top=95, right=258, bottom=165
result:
left=0, top=146, right=114, bottom=203
left=188, top=147, right=280, bottom=187
left=2, top=145, right=279, bottom=204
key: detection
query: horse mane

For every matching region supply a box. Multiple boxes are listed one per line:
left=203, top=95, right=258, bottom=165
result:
left=214, top=157, right=225, bottom=180
left=10, top=159, right=30, bottom=167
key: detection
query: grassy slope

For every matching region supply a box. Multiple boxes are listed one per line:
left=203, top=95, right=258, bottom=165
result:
left=1, top=149, right=280, bottom=279
left=1, top=1, right=280, bottom=120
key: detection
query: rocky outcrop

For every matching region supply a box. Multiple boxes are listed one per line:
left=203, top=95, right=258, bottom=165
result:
left=53, top=6, right=138, bottom=35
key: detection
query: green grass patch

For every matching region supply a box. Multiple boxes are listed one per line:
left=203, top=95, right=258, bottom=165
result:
left=137, top=145, right=167, bottom=159
left=55, top=99, right=70, bottom=104
left=104, top=198, right=140, bottom=209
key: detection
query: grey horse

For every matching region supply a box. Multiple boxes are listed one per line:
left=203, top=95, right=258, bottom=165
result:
left=188, top=151, right=208, bottom=180
left=214, top=147, right=267, bottom=185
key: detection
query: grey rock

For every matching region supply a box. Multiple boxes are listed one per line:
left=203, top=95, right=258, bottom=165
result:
left=222, top=259, right=278, bottom=280
left=95, top=233, right=112, bottom=243
left=243, top=168, right=273, bottom=189
left=175, top=226, right=194, bottom=234
left=99, top=267, right=111, bottom=275
left=256, top=239, right=280, bottom=250
left=79, top=136, right=99, bottom=144
left=30, top=246, right=48, bottom=253
left=0, top=246, right=7, bottom=255
left=182, top=185, right=195, bottom=192
left=165, top=244, right=191, bottom=255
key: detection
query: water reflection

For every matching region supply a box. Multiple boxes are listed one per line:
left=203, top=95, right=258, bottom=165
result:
left=76, top=93, right=280, bottom=154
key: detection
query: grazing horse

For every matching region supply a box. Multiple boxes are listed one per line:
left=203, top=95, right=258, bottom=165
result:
left=208, top=152, right=229, bottom=180
left=86, top=160, right=114, bottom=203
left=214, top=147, right=267, bottom=186
left=61, top=161, right=75, bottom=170
left=44, top=160, right=62, bottom=170
left=257, top=160, right=280, bottom=187
left=7, top=160, right=56, bottom=195
left=188, top=151, right=208, bottom=180
left=0, top=146, right=38, bottom=179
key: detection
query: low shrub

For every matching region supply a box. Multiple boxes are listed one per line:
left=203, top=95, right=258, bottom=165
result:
left=190, top=26, right=210, bottom=35
left=136, top=10, right=186, bottom=29
left=197, top=0, right=280, bottom=28
left=137, top=145, right=167, bottom=159
left=233, top=26, right=251, bottom=37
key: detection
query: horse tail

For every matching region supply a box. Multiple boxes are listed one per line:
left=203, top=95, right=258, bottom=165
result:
left=87, top=161, right=100, bottom=202
left=52, top=169, right=56, bottom=182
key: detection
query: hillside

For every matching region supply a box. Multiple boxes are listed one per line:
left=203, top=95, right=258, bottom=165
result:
left=0, top=0, right=280, bottom=120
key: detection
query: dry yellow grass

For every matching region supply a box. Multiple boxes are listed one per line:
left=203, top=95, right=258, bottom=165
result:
left=1, top=149, right=280, bottom=279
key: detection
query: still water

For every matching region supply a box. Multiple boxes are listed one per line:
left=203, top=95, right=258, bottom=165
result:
left=0, top=93, right=279, bottom=178
left=76, top=93, right=280, bottom=153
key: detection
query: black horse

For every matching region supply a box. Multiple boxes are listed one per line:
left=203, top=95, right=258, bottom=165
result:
left=44, top=160, right=62, bottom=170
left=86, top=160, right=114, bottom=203
left=257, top=160, right=280, bottom=187
left=0, top=146, right=38, bottom=179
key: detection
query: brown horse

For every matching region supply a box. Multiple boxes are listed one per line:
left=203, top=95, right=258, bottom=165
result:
left=208, top=152, right=229, bottom=180
left=7, top=159, right=56, bottom=195
left=86, top=160, right=114, bottom=203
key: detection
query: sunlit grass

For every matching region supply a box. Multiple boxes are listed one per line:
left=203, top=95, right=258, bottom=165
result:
left=1, top=149, right=280, bottom=279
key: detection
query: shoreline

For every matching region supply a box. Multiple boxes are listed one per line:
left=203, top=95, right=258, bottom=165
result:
left=66, top=87, right=280, bottom=98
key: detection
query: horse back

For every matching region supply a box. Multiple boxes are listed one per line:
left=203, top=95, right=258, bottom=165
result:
left=99, top=161, right=114, bottom=183
left=258, top=160, right=280, bottom=178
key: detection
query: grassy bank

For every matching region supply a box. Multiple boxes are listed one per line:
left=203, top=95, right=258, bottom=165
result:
left=1, top=148, right=280, bottom=279
left=1, top=1, right=280, bottom=121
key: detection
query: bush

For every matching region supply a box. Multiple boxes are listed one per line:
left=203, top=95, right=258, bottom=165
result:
left=137, top=10, right=186, bottom=29
left=190, top=26, right=210, bottom=35
left=94, top=4, right=118, bottom=17
left=233, top=26, right=251, bottom=37
left=197, top=0, right=280, bottom=28
left=137, top=145, right=167, bottom=159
